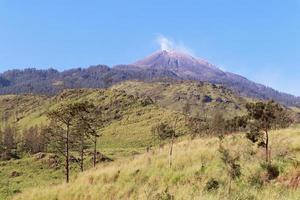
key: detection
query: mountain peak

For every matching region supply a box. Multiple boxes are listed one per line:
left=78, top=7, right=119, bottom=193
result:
left=133, top=50, right=217, bottom=69
left=131, top=50, right=223, bottom=80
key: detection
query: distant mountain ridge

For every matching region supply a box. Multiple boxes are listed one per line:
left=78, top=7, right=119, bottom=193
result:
left=126, top=50, right=300, bottom=107
left=0, top=50, right=299, bottom=107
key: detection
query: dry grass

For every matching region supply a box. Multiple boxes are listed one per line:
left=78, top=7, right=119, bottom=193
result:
left=13, top=125, right=300, bottom=200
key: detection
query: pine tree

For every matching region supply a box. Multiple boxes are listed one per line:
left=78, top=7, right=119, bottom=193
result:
left=72, top=101, right=100, bottom=170
left=246, top=101, right=292, bottom=163
left=47, top=104, right=77, bottom=183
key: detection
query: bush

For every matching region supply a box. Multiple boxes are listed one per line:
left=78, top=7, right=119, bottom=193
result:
left=266, top=164, right=280, bottom=180
left=151, top=122, right=176, bottom=140
left=219, top=146, right=241, bottom=180
left=261, top=163, right=280, bottom=180
left=204, top=178, right=219, bottom=191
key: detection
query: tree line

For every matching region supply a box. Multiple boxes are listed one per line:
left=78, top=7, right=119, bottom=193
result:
left=0, top=101, right=106, bottom=183
left=152, top=100, right=293, bottom=169
left=0, top=123, right=51, bottom=161
left=151, top=100, right=293, bottom=195
left=0, top=99, right=294, bottom=185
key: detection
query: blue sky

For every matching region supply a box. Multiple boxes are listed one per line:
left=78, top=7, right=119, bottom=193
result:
left=0, top=0, right=299, bottom=96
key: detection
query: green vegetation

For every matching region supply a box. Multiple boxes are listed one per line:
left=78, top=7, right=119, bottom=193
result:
left=0, top=80, right=252, bottom=154
left=0, top=155, right=64, bottom=200
left=12, top=125, right=300, bottom=200
left=111, top=81, right=249, bottom=118
left=245, top=101, right=292, bottom=163
left=0, top=80, right=299, bottom=199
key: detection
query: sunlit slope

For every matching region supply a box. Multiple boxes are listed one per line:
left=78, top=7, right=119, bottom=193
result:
left=0, top=80, right=250, bottom=141
left=0, top=89, right=183, bottom=147
left=13, top=125, right=300, bottom=200
left=112, top=81, right=249, bottom=118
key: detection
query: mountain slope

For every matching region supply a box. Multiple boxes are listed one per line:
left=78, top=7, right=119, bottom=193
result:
left=111, top=80, right=248, bottom=118
left=133, top=50, right=225, bottom=79
left=0, top=50, right=299, bottom=107
left=0, top=65, right=179, bottom=95
left=129, top=50, right=300, bottom=107
left=0, top=84, right=299, bottom=200
left=0, top=80, right=249, bottom=133
left=0, top=80, right=256, bottom=199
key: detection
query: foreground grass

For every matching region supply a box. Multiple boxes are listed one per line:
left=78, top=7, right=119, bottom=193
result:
left=0, top=148, right=149, bottom=200
left=0, top=156, right=64, bottom=200
left=13, top=125, right=300, bottom=200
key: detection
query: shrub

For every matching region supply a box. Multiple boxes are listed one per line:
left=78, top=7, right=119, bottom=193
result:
left=260, top=163, right=280, bottom=181
left=263, top=163, right=280, bottom=180
left=219, top=146, right=241, bottom=180
left=204, top=178, right=219, bottom=191
left=151, top=123, right=176, bottom=140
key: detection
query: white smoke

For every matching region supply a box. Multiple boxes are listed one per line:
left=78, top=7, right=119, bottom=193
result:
left=156, top=35, right=173, bottom=51
left=155, top=35, right=195, bottom=55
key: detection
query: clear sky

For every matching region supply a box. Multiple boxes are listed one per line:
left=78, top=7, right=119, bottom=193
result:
left=0, top=0, right=299, bottom=96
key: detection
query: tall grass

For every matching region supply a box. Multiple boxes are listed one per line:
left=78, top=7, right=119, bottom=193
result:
left=13, top=125, right=300, bottom=200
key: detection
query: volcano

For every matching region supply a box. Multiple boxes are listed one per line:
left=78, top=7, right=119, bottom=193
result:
left=1, top=50, right=300, bottom=107
left=132, top=50, right=226, bottom=80
left=116, top=50, right=300, bottom=106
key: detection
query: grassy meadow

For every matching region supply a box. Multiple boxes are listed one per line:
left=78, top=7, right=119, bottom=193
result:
left=11, top=125, right=300, bottom=200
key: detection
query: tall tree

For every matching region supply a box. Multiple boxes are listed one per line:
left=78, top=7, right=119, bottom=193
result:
left=47, top=104, right=76, bottom=183
left=246, top=101, right=292, bottom=163
left=72, top=101, right=100, bottom=170
left=73, top=122, right=91, bottom=172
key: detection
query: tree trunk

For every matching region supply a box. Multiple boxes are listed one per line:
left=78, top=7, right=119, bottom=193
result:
left=269, top=146, right=272, bottom=164
left=228, top=178, right=232, bottom=195
left=66, top=124, right=70, bottom=183
left=80, top=138, right=84, bottom=172
left=146, top=146, right=151, bottom=165
left=169, top=133, right=174, bottom=168
left=169, top=117, right=178, bottom=168
left=93, top=135, right=97, bottom=167
left=265, top=129, right=269, bottom=163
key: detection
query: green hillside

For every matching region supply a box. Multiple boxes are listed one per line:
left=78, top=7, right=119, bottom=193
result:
left=13, top=125, right=300, bottom=200
left=1, top=80, right=298, bottom=200
left=0, top=80, right=253, bottom=199
left=0, top=80, right=250, bottom=137
left=112, top=81, right=249, bottom=118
